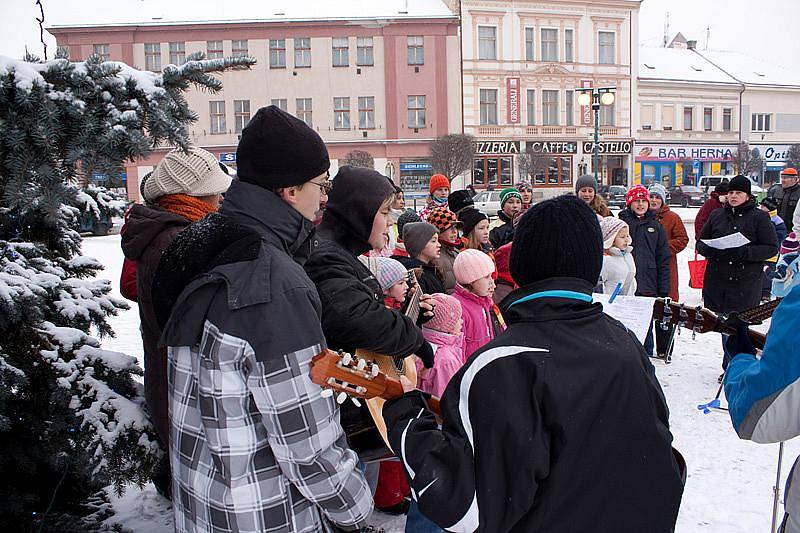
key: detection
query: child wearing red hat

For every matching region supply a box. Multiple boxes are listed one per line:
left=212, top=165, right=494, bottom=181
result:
left=419, top=174, right=450, bottom=221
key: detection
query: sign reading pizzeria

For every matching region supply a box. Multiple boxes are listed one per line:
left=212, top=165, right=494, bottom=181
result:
left=582, top=140, right=633, bottom=154
left=474, top=140, right=520, bottom=155
left=527, top=141, right=578, bottom=154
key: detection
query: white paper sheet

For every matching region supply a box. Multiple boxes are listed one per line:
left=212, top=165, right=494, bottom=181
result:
left=592, top=293, right=656, bottom=345
left=700, top=232, right=750, bottom=250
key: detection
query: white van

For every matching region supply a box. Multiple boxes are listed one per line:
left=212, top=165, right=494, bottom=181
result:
left=697, top=174, right=764, bottom=194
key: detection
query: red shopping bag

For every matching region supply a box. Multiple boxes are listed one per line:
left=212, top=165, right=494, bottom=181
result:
left=688, top=251, right=707, bottom=289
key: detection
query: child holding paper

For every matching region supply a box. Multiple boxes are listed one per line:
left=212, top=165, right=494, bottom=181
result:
left=599, top=217, right=637, bottom=296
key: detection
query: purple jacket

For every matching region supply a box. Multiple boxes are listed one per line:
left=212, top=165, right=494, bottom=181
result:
left=453, top=283, right=495, bottom=361
left=416, top=327, right=465, bottom=397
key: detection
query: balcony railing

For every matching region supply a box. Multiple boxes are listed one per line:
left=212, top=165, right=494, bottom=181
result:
left=477, top=126, right=501, bottom=136
left=599, top=126, right=618, bottom=136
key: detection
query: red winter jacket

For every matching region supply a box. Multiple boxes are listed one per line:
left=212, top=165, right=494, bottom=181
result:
left=119, top=210, right=139, bottom=302
left=695, top=193, right=724, bottom=239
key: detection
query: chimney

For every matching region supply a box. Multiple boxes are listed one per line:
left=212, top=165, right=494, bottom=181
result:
left=687, top=40, right=697, bottom=50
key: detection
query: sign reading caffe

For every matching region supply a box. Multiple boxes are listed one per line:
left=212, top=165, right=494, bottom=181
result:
left=474, top=140, right=520, bottom=155
left=528, top=141, right=578, bottom=154
left=582, top=140, right=633, bottom=155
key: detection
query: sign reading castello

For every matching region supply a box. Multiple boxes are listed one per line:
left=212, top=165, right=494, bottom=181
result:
left=582, top=140, right=633, bottom=155
left=474, top=140, right=520, bottom=155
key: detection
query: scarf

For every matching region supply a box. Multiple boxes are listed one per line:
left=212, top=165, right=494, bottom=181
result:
left=156, top=194, right=217, bottom=222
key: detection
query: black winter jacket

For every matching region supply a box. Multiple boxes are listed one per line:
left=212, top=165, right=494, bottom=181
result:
left=393, top=255, right=446, bottom=295
left=696, top=200, right=778, bottom=313
left=489, top=210, right=515, bottom=249
left=773, top=184, right=800, bottom=230
left=619, top=208, right=671, bottom=297
left=383, top=277, right=684, bottom=533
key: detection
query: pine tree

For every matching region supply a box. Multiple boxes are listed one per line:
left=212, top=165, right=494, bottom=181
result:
left=0, top=50, right=255, bottom=528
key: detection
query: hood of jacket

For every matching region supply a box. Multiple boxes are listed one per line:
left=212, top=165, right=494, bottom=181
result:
left=607, top=245, right=634, bottom=257
left=619, top=207, right=657, bottom=224
left=121, top=204, right=190, bottom=261
left=422, top=327, right=463, bottom=347
left=499, top=277, right=601, bottom=324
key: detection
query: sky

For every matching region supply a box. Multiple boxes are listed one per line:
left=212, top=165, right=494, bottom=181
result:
left=1, top=0, right=799, bottom=71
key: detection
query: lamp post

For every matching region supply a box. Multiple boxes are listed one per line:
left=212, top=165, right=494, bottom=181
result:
left=576, top=87, right=616, bottom=184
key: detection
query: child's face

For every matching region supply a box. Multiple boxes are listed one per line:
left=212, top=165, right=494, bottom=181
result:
left=470, top=274, right=495, bottom=297
left=472, top=219, right=490, bottom=244
left=612, top=227, right=631, bottom=250
left=386, top=279, right=408, bottom=302
left=432, top=187, right=450, bottom=200
left=630, top=199, right=649, bottom=215
left=503, top=198, right=522, bottom=217
left=419, top=233, right=441, bottom=262
left=440, top=225, right=459, bottom=243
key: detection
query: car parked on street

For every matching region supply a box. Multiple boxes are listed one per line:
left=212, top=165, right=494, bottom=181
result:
left=598, top=185, right=628, bottom=209
left=667, top=185, right=708, bottom=207
left=472, top=190, right=502, bottom=216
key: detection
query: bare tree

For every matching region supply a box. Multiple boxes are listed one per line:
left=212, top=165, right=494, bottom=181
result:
left=786, top=144, right=800, bottom=171
left=517, top=148, right=550, bottom=184
left=429, top=134, right=475, bottom=182
left=732, top=142, right=764, bottom=176
left=343, top=150, right=374, bottom=169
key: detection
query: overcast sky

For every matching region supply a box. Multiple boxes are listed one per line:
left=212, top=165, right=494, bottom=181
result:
left=1, top=0, right=798, bottom=71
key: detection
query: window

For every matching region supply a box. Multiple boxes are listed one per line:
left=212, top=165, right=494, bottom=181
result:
left=295, top=38, right=311, bottom=68
left=542, top=90, right=559, bottom=125
left=407, top=36, right=424, bottom=65
left=683, top=106, right=693, bottom=130
left=541, top=29, right=558, bottom=62
left=270, top=39, right=286, bottom=68
left=207, top=40, right=223, bottom=59
left=479, top=89, right=498, bottom=125
left=564, top=29, right=574, bottom=62
left=357, top=37, right=374, bottom=66
left=565, top=90, right=573, bottom=126
left=478, top=26, right=497, bottom=60
left=704, top=107, right=713, bottom=131
left=752, top=113, right=771, bottom=132
left=93, top=44, right=109, bottom=60
left=526, top=89, right=536, bottom=125
left=169, top=42, right=185, bottom=65
left=600, top=103, right=615, bottom=126
left=210, top=101, right=226, bottom=134
left=271, top=98, right=287, bottom=112
left=473, top=158, right=513, bottom=187
left=723, top=107, right=732, bottom=131
left=358, top=96, right=375, bottom=129
left=525, top=27, right=535, bottom=61
left=408, top=95, right=426, bottom=128
left=598, top=31, right=615, bottom=65
left=232, top=40, right=248, bottom=58
left=332, top=37, right=349, bottom=67
left=530, top=156, right=572, bottom=186
left=641, top=104, right=654, bottom=130
left=296, top=98, right=312, bottom=127
left=144, top=43, right=161, bottom=71
left=334, top=97, right=350, bottom=130
left=662, top=104, right=674, bottom=130
left=234, top=100, right=250, bottom=133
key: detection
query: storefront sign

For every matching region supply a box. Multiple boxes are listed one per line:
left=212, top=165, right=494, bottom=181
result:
left=751, top=144, right=792, bottom=163
left=528, top=141, right=578, bottom=154
left=91, top=171, right=126, bottom=183
left=635, top=144, right=735, bottom=162
left=581, top=140, right=633, bottom=155
left=400, top=162, right=432, bottom=172
left=219, top=152, right=237, bottom=163
left=507, top=77, right=520, bottom=124
left=474, top=140, right=520, bottom=155
left=580, top=79, right=593, bottom=127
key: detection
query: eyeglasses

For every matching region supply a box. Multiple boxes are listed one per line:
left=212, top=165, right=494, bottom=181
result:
left=309, top=172, right=333, bottom=194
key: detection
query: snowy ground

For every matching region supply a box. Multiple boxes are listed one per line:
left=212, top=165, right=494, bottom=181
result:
left=81, top=207, right=798, bottom=532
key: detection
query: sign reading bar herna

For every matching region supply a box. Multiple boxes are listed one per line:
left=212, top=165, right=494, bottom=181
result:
left=474, top=140, right=520, bottom=154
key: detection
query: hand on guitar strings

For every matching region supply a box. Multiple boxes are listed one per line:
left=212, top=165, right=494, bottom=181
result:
left=419, top=293, right=436, bottom=318
left=399, top=374, right=416, bottom=393
left=724, top=322, right=758, bottom=357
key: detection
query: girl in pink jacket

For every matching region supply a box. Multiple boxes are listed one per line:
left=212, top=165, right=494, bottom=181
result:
left=415, top=292, right=465, bottom=397
left=452, top=249, right=501, bottom=361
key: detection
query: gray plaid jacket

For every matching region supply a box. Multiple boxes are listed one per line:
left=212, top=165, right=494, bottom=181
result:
left=158, top=181, right=371, bottom=533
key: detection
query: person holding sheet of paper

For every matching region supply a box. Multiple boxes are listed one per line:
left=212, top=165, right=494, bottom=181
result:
left=696, top=175, right=778, bottom=373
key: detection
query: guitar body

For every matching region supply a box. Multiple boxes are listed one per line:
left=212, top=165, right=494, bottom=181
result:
left=358, top=349, right=417, bottom=451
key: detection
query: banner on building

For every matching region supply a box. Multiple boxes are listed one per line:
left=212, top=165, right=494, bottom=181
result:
left=634, top=144, right=736, bottom=162
left=580, top=79, right=593, bottom=127
left=528, top=141, right=578, bottom=154
left=474, top=140, right=520, bottom=155
left=581, top=140, right=633, bottom=155
left=507, top=77, right=520, bottom=124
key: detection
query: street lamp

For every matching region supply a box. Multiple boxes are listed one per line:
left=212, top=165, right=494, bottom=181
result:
left=576, top=86, right=616, bottom=184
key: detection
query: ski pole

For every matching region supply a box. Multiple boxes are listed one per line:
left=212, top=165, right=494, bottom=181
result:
left=772, top=441, right=785, bottom=533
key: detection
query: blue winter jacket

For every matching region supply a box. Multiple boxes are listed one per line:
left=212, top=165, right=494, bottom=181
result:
left=724, top=284, right=800, bottom=532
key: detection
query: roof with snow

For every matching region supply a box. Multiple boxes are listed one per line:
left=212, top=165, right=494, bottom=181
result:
left=699, top=49, right=800, bottom=88
left=638, top=46, right=737, bottom=85
left=47, top=0, right=456, bottom=29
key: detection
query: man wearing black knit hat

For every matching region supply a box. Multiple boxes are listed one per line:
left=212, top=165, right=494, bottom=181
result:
left=383, top=194, right=684, bottom=533
left=153, top=106, right=372, bottom=532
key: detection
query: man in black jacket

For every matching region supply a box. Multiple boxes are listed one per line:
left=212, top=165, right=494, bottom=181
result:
left=773, top=167, right=800, bottom=232
left=383, top=195, right=683, bottom=533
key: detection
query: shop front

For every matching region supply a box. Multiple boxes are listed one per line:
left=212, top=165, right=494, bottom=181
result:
left=580, top=140, right=633, bottom=187
left=523, top=141, right=577, bottom=189
left=471, top=140, right=519, bottom=189
left=752, top=144, right=795, bottom=185
left=399, top=160, right=433, bottom=193
left=634, top=143, right=736, bottom=187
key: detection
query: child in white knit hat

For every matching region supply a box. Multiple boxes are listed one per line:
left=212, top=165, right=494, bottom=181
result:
left=599, top=217, right=637, bottom=296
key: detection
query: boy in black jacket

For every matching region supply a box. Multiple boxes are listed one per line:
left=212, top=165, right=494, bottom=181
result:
left=383, top=195, right=683, bottom=533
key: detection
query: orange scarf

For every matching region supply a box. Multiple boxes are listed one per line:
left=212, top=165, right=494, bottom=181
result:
left=156, top=194, right=217, bottom=222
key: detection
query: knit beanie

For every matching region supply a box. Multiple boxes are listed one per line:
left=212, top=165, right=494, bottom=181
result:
left=429, top=174, right=450, bottom=195
left=144, top=147, right=232, bottom=203
left=494, top=242, right=514, bottom=285
left=396, top=209, right=422, bottom=241
left=448, top=189, right=475, bottom=215
left=574, top=174, right=597, bottom=193
left=403, top=222, right=438, bottom=259
left=139, top=171, right=152, bottom=203
left=454, top=248, right=495, bottom=285
left=500, top=187, right=522, bottom=208
left=715, top=182, right=730, bottom=194
left=375, top=257, right=408, bottom=292
left=515, top=179, right=532, bottom=192
left=600, top=216, right=629, bottom=249
left=626, top=184, right=650, bottom=206
left=728, top=175, right=752, bottom=196
left=459, top=207, right=489, bottom=237
left=510, top=195, right=603, bottom=286
left=760, top=196, right=779, bottom=212
left=424, top=293, right=462, bottom=334
left=781, top=232, right=799, bottom=255
left=648, top=183, right=667, bottom=204
left=236, top=105, right=330, bottom=189
left=427, top=207, right=460, bottom=233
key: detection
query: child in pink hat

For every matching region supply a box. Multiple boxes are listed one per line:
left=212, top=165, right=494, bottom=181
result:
left=416, top=293, right=465, bottom=397
left=452, top=248, right=501, bottom=360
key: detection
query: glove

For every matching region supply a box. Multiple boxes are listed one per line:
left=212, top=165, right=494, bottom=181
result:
left=717, top=247, right=746, bottom=262
left=416, top=340, right=435, bottom=369
left=725, top=322, right=757, bottom=357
